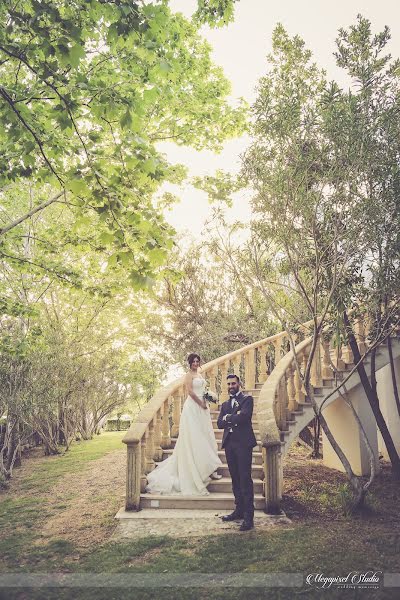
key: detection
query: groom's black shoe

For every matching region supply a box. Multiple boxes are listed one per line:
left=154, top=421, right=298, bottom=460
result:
left=221, top=510, right=243, bottom=522
left=239, top=519, right=254, bottom=531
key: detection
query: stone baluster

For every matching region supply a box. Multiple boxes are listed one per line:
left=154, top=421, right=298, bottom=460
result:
left=126, top=442, right=141, bottom=510
left=294, top=352, right=305, bottom=404
left=335, top=341, right=346, bottom=371
left=171, top=392, right=182, bottom=437
left=145, top=421, right=155, bottom=474
left=180, top=382, right=187, bottom=406
left=140, top=435, right=147, bottom=492
left=364, top=314, right=372, bottom=344
left=262, top=443, right=281, bottom=514
left=302, top=344, right=310, bottom=379
left=287, top=363, right=297, bottom=412
left=153, top=408, right=163, bottom=461
left=355, top=318, right=367, bottom=355
left=245, top=349, right=256, bottom=391
left=233, top=354, right=241, bottom=383
left=220, top=360, right=229, bottom=403
left=321, top=336, right=333, bottom=380
left=209, top=366, right=218, bottom=394
left=282, top=336, right=290, bottom=358
left=273, top=337, right=281, bottom=367
left=277, top=375, right=288, bottom=431
left=310, top=337, right=323, bottom=388
left=342, top=341, right=354, bottom=365
left=258, top=344, right=268, bottom=383
left=161, top=397, right=171, bottom=448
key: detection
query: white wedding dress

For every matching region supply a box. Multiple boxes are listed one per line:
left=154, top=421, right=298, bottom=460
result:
left=145, top=377, right=222, bottom=496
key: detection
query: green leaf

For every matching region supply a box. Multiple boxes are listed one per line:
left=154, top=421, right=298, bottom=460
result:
left=99, top=231, right=115, bottom=246
left=159, top=59, right=172, bottom=72
left=120, top=109, right=132, bottom=129
left=67, top=179, right=91, bottom=196
left=69, top=43, right=85, bottom=68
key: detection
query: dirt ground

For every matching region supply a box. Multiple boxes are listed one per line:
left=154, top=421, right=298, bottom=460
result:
left=3, top=439, right=399, bottom=551
left=36, top=449, right=126, bottom=548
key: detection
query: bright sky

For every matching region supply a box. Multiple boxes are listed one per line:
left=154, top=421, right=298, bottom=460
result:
left=161, top=0, right=400, bottom=238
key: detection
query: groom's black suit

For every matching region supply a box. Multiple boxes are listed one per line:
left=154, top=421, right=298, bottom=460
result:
left=217, top=392, right=257, bottom=520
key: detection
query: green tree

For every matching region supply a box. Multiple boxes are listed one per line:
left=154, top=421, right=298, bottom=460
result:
left=240, top=21, right=400, bottom=509
left=149, top=239, right=277, bottom=366
left=0, top=0, right=246, bottom=286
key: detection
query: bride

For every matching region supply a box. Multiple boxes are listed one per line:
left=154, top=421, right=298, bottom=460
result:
left=145, top=353, right=223, bottom=496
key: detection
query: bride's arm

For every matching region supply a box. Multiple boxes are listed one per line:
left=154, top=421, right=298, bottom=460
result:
left=185, top=373, right=207, bottom=409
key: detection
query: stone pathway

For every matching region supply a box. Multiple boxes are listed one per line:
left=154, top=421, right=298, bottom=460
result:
left=113, top=509, right=292, bottom=540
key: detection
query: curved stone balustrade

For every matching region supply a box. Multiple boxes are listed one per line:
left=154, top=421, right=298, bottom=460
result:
left=256, top=317, right=378, bottom=512
left=122, top=326, right=311, bottom=510
left=122, top=314, right=385, bottom=513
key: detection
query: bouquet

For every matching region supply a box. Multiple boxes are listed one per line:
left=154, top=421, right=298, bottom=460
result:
left=203, top=390, right=218, bottom=404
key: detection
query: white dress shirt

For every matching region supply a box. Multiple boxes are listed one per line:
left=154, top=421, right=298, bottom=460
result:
left=225, top=392, right=240, bottom=431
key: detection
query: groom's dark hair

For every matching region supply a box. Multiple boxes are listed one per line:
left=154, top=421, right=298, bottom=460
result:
left=227, top=374, right=240, bottom=383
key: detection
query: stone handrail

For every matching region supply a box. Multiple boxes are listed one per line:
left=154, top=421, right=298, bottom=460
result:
left=257, top=317, right=369, bottom=512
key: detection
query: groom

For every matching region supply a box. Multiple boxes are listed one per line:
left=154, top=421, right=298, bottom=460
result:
left=217, top=374, right=257, bottom=531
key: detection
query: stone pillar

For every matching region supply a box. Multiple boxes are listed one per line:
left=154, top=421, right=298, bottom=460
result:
left=245, top=349, right=256, bottom=391
left=126, top=442, right=141, bottom=511
left=259, top=345, right=268, bottom=383
left=294, top=355, right=305, bottom=404
left=171, top=393, right=181, bottom=437
left=153, top=409, right=163, bottom=461
left=273, top=338, right=281, bottom=367
left=220, top=361, right=229, bottom=403
left=161, top=398, right=171, bottom=448
left=321, top=337, right=333, bottom=380
left=310, top=339, right=323, bottom=388
left=140, top=436, right=147, bottom=492
left=334, top=343, right=346, bottom=371
left=263, top=443, right=282, bottom=514
left=376, top=358, right=400, bottom=459
left=287, top=364, right=297, bottom=412
left=321, top=382, right=380, bottom=476
left=233, top=355, right=241, bottom=384
left=209, top=366, right=218, bottom=394
left=145, top=421, right=155, bottom=474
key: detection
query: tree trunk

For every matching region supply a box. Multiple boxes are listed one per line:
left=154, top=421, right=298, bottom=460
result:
left=312, top=416, right=322, bottom=458
left=388, top=336, right=400, bottom=417
left=344, top=311, right=400, bottom=479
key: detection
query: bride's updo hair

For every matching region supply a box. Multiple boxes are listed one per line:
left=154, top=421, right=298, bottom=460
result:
left=187, top=353, right=201, bottom=366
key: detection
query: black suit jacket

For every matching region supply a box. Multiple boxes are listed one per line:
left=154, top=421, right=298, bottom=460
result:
left=217, top=392, right=258, bottom=449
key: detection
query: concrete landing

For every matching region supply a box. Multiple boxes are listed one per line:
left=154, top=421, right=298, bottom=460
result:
left=113, top=508, right=292, bottom=539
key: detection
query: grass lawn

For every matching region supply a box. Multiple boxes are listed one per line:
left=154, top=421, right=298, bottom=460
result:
left=0, top=433, right=399, bottom=600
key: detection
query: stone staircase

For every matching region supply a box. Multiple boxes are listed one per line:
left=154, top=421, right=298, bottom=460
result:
left=122, top=320, right=400, bottom=515
left=139, top=385, right=267, bottom=510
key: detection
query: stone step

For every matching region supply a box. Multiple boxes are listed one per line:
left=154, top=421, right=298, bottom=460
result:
left=209, top=409, right=260, bottom=417
left=214, top=429, right=259, bottom=442
left=296, top=400, right=313, bottom=408
left=211, top=419, right=258, bottom=431
left=217, top=463, right=264, bottom=479
left=280, top=430, right=290, bottom=442
left=208, top=477, right=263, bottom=494
left=154, top=461, right=264, bottom=480
left=169, top=437, right=262, bottom=451
left=140, top=492, right=266, bottom=510
left=162, top=449, right=264, bottom=465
